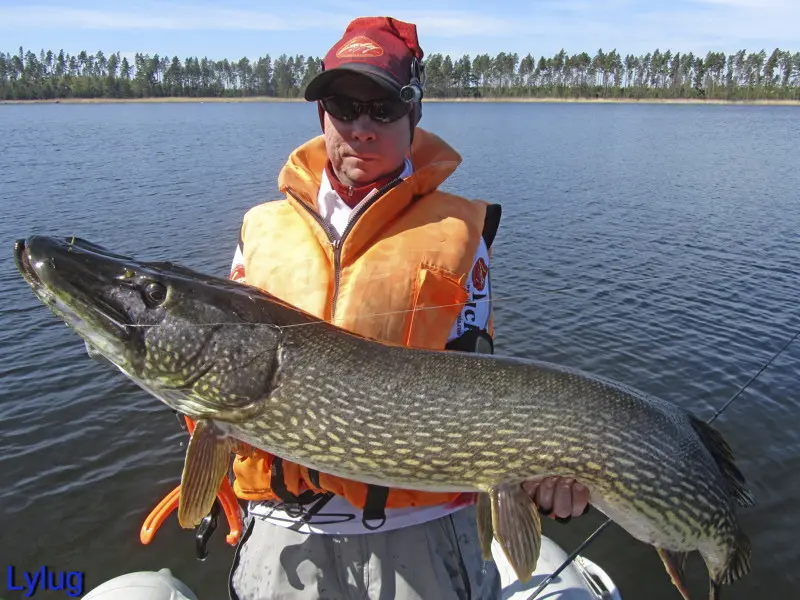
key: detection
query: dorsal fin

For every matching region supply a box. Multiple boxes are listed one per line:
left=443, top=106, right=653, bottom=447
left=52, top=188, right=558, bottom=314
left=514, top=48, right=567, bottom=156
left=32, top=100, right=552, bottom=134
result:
left=690, top=415, right=754, bottom=508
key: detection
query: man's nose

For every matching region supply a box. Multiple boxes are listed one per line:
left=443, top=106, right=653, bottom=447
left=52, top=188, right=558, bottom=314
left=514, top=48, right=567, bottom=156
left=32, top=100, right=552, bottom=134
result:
left=350, top=114, right=377, bottom=142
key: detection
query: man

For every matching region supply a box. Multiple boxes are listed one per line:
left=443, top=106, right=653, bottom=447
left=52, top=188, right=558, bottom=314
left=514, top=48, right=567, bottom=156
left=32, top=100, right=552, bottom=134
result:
left=225, top=16, right=589, bottom=600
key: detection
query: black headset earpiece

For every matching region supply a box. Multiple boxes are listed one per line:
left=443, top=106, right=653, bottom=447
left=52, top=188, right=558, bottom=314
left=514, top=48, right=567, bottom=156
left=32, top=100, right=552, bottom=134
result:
left=400, top=57, right=425, bottom=103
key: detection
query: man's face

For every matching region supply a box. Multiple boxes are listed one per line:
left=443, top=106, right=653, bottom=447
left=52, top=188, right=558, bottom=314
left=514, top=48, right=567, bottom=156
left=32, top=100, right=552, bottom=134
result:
left=322, top=74, right=412, bottom=187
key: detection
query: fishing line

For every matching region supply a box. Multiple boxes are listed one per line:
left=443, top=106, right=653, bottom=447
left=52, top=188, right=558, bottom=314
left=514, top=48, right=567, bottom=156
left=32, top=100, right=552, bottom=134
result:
left=524, top=321, right=800, bottom=600
left=122, top=272, right=675, bottom=330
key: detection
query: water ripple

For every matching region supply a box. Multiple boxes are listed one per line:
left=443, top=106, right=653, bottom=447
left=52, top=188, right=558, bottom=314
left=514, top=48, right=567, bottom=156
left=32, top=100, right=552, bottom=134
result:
left=0, top=102, right=798, bottom=599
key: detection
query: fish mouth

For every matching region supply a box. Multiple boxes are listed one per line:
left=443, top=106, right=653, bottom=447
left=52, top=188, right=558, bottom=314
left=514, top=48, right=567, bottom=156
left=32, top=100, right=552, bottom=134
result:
left=14, top=238, right=42, bottom=288
left=14, top=236, right=134, bottom=351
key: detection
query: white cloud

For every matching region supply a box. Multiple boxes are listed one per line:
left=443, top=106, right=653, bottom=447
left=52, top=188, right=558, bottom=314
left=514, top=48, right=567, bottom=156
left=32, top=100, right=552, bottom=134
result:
left=0, top=5, right=336, bottom=30
left=690, top=0, right=794, bottom=8
left=0, top=4, right=524, bottom=36
left=392, top=11, right=524, bottom=37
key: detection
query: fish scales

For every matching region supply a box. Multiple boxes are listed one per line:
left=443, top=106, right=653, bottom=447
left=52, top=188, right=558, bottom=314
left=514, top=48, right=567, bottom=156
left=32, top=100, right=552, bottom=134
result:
left=13, top=236, right=753, bottom=600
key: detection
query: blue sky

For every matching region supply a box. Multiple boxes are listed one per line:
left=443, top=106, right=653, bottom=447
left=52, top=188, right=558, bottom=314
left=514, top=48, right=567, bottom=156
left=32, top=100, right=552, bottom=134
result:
left=1, top=0, right=797, bottom=63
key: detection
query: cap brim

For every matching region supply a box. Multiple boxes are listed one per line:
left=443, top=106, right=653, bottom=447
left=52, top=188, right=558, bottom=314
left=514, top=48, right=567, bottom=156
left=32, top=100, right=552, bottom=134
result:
left=304, top=63, right=402, bottom=101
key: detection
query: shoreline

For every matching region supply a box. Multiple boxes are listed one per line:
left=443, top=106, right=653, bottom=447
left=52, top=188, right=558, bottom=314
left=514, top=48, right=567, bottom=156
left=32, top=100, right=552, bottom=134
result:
left=1, top=96, right=798, bottom=106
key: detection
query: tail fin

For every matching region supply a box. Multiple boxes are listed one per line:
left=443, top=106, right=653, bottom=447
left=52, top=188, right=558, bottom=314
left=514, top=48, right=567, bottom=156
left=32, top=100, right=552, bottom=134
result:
left=708, top=529, right=752, bottom=600
left=689, top=416, right=755, bottom=508
left=721, top=529, right=752, bottom=585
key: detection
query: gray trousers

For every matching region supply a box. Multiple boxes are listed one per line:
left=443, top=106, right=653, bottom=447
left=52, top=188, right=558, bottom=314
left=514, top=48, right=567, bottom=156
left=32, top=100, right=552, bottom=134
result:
left=228, top=505, right=502, bottom=600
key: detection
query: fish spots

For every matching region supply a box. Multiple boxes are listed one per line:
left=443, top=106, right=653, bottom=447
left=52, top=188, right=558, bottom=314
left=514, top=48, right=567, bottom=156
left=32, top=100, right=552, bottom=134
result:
left=306, top=408, right=317, bottom=421
left=387, top=467, right=413, bottom=476
left=354, top=457, right=379, bottom=468
left=443, top=465, right=466, bottom=473
left=327, top=431, right=341, bottom=443
left=328, top=446, right=346, bottom=454
left=474, top=460, right=498, bottom=468
left=586, top=462, right=603, bottom=471
left=403, top=459, right=421, bottom=467
left=425, top=446, right=443, bottom=453
left=480, top=450, right=498, bottom=458
left=302, top=428, right=317, bottom=441
left=331, top=415, right=348, bottom=427
left=271, top=409, right=283, bottom=418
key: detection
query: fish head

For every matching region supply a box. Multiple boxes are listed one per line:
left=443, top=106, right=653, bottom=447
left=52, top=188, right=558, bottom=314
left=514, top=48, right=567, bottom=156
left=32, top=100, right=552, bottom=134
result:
left=14, top=235, right=281, bottom=419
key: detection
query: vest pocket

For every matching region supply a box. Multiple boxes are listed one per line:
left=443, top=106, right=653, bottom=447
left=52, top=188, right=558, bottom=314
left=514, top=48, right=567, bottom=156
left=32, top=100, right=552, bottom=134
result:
left=405, top=265, right=469, bottom=350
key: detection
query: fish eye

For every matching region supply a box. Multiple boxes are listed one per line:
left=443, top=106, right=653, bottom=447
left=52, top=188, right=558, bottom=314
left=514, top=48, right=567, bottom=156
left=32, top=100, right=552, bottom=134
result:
left=142, top=281, right=167, bottom=307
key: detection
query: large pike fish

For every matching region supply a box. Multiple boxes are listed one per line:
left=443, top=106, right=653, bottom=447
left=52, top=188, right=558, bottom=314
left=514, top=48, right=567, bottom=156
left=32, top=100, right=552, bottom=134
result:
left=14, top=236, right=753, bottom=599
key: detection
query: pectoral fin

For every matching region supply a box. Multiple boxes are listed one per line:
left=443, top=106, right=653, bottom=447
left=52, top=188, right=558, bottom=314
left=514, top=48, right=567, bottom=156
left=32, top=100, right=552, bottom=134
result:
left=656, top=548, right=691, bottom=600
left=177, top=419, right=231, bottom=529
left=490, top=483, right=542, bottom=582
left=476, top=492, right=494, bottom=560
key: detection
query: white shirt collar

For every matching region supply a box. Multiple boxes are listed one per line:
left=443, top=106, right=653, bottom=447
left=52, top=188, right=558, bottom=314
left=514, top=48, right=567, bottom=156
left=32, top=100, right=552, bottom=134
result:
left=316, top=158, right=413, bottom=239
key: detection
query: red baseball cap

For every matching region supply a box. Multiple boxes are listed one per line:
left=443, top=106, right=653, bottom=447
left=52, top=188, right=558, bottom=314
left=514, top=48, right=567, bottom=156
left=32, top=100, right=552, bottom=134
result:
left=304, top=16, right=424, bottom=101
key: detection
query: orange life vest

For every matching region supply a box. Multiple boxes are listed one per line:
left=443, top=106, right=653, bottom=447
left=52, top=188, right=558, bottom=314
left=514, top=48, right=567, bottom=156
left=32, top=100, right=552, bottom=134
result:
left=231, top=127, right=500, bottom=512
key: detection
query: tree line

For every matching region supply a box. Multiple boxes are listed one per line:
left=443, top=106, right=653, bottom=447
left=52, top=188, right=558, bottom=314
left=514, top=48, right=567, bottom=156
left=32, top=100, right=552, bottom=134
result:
left=2, top=46, right=799, bottom=101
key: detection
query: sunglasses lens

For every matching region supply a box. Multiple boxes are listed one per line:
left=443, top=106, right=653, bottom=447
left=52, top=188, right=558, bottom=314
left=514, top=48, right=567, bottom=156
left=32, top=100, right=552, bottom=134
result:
left=323, top=96, right=412, bottom=124
left=322, top=96, right=359, bottom=121
left=369, top=100, right=411, bottom=123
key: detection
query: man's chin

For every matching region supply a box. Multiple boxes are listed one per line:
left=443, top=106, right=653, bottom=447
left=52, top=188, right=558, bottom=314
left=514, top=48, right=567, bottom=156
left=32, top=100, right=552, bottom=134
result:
left=341, top=166, right=377, bottom=187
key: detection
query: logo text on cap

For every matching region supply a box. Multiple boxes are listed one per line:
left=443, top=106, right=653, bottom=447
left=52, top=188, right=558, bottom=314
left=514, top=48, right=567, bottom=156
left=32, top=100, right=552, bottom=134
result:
left=336, top=36, right=384, bottom=58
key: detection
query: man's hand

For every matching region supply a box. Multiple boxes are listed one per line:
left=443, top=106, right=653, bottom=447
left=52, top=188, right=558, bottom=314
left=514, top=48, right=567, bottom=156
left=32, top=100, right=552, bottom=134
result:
left=522, top=477, right=590, bottom=520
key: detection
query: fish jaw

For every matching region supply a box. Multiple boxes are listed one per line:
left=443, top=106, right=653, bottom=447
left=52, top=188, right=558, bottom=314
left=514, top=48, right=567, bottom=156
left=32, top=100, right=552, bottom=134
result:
left=14, top=237, right=134, bottom=364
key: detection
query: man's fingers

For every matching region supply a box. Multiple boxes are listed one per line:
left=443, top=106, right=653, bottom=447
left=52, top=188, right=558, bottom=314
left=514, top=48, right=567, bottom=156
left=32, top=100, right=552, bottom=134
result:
left=535, top=477, right=556, bottom=512
left=552, top=478, right=575, bottom=519
left=521, top=480, right=540, bottom=497
left=572, top=482, right=590, bottom=517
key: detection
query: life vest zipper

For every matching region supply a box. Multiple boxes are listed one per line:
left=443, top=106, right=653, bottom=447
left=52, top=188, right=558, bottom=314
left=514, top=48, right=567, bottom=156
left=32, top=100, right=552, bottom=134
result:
left=287, top=176, right=404, bottom=322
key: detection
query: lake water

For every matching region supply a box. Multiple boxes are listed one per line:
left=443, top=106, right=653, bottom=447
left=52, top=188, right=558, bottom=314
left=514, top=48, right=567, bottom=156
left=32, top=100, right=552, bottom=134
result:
left=1, top=100, right=799, bottom=600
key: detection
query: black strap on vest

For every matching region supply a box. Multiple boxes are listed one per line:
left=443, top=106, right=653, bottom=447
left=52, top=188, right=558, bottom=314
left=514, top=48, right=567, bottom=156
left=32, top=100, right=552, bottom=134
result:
left=361, top=484, right=390, bottom=530
left=307, top=468, right=322, bottom=489
left=270, top=457, right=299, bottom=503
left=482, top=203, right=502, bottom=249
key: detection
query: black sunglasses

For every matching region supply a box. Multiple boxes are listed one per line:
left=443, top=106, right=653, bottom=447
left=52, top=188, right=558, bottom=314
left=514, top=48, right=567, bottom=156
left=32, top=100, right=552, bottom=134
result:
left=321, top=95, right=413, bottom=124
